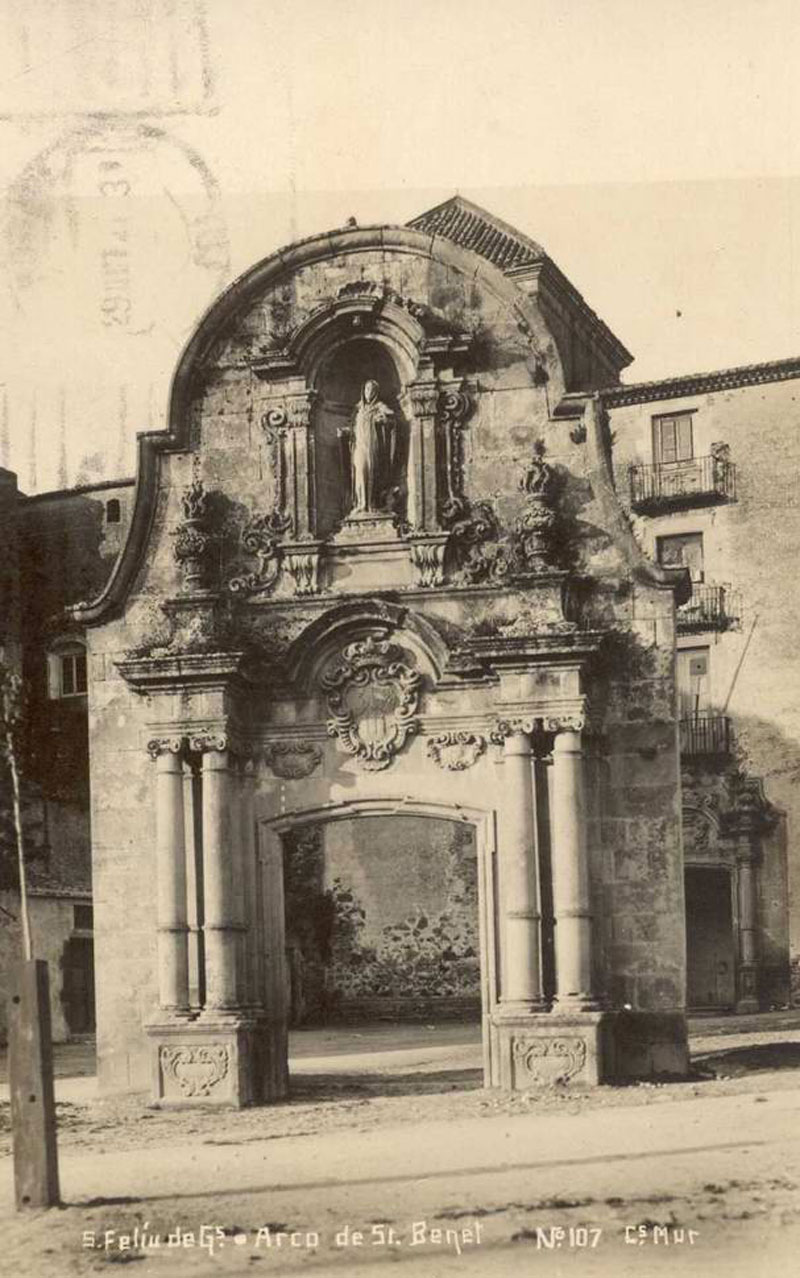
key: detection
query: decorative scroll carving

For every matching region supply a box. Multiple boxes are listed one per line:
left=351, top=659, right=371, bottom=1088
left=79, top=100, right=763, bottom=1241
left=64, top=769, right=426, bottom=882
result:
left=448, top=501, right=512, bottom=585
left=263, top=741, right=322, bottom=780
left=261, top=404, right=290, bottom=515
left=512, top=1035, right=587, bottom=1086
left=445, top=442, right=561, bottom=584
left=321, top=636, right=421, bottom=771
left=409, top=540, right=446, bottom=588
left=172, top=472, right=216, bottom=590
left=427, top=731, right=486, bottom=771
left=160, top=1044, right=230, bottom=1098
left=147, top=735, right=185, bottom=760
left=438, top=385, right=473, bottom=526
left=228, top=510, right=292, bottom=596
left=187, top=730, right=230, bottom=754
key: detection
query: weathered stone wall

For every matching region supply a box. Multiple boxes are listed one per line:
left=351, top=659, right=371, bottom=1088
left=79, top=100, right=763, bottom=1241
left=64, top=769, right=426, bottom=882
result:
left=284, top=815, right=479, bottom=1022
left=0, top=892, right=88, bottom=1042
left=85, top=605, right=158, bottom=1094
left=610, top=377, right=800, bottom=968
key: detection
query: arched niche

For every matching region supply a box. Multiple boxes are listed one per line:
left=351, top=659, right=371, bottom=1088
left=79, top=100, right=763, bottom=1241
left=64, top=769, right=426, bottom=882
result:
left=312, top=337, right=410, bottom=537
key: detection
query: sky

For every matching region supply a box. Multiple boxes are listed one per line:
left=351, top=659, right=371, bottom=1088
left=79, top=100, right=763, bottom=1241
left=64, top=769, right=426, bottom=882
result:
left=1, top=0, right=799, bottom=491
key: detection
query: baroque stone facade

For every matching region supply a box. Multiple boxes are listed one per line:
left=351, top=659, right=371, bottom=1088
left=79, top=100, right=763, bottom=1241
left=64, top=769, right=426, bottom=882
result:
left=64, top=197, right=692, bottom=1102
left=1, top=197, right=793, bottom=1099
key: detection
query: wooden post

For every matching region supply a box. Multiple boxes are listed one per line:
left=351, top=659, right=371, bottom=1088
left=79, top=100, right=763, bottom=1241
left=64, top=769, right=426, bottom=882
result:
left=8, top=959, right=60, bottom=1208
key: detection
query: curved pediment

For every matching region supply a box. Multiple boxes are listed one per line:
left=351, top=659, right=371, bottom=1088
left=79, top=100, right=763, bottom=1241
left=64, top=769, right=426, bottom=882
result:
left=72, top=208, right=676, bottom=628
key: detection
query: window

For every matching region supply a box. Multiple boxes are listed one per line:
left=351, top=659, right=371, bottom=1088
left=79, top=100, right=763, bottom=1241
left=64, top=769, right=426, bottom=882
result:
left=73, top=903, right=93, bottom=931
left=657, top=532, right=704, bottom=582
left=653, top=412, right=694, bottom=464
left=677, top=646, right=710, bottom=718
left=47, top=643, right=88, bottom=699
left=105, top=498, right=121, bottom=524
left=59, top=649, right=87, bottom=696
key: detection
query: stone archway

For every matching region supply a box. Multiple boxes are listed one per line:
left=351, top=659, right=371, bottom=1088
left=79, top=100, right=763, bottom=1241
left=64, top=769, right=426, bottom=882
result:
left=258, top=797, right=499, bottom=1091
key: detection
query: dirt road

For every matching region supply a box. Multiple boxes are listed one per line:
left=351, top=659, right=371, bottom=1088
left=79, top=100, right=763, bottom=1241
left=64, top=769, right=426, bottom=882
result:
left=2, top=1021, right=800, bottom=1276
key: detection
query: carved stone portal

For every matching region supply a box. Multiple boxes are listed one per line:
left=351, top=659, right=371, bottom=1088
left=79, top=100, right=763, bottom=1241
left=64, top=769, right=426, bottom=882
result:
left=321, top=636, right=421, bottom=771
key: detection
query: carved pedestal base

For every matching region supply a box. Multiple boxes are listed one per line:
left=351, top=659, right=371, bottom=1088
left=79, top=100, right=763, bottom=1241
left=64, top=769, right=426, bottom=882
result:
left=736, top=964, right=759, bottom=1014
left=147, top=1014, right=287, bottom=1107
left=491, top=1010, right=612, bottom=1089
left=335, top=512, right=401, bottom=543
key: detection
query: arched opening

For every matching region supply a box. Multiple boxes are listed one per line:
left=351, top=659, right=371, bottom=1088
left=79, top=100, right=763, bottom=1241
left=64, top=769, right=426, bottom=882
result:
left=261, top=801, right=492, bottom=1097
left=313, top=338, right=409, bottom=536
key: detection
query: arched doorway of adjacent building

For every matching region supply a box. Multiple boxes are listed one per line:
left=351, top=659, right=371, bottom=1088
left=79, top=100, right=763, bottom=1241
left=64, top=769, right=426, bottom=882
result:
left=259, top=799, right=497, bottom=1095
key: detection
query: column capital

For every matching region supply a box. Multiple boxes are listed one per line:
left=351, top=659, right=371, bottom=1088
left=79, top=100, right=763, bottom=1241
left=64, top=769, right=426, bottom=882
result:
left=407, top=378, right=439, bottom=418
left=147, top=735, right=185, bottom=761
left=188, top=727, right=251, bottom=759
left=491, top=702, right=589, bottom=743
left=491, top=717, right=536, bottom=741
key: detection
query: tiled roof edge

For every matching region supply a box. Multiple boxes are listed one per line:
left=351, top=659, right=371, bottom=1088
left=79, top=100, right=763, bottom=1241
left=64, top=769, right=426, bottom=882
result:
left=602, top=354, right=800, bottom=407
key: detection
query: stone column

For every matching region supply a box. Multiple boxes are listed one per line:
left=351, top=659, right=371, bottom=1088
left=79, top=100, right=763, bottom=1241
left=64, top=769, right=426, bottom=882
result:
left=239, top=761, right=261, bottom=1008
left=736, top=856, right=759, bottom=1013
left=499, top=729, right=544, bottom=1009
left=551, top=730, right=596, bottom=1009
left=196, top=737, right=240, bottom=1013
left=149, top=738, right=190, bottom=1013
left=407, top=380, right=440, bottom=532
left=182, top=759, right=204, bottom=1008
left=286, top=389, right=317, bottom=539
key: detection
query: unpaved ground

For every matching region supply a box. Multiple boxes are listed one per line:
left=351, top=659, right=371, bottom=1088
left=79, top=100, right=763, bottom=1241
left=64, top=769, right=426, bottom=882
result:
left=2, top=1027, right=799, bottom=1156
left=1, top=1024, right=799, bottom=1277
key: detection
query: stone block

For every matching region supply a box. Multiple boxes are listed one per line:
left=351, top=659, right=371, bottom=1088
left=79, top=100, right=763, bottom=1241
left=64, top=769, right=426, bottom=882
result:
left=610, top=1011, right=688, bottom=1079
left=491, top=1010, right=614, bottom=1088
left=149, top=1016, right=283, bottom=1108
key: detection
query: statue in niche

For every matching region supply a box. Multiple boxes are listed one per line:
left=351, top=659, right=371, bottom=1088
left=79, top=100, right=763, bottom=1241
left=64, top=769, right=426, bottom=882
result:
left=340, top=379, right=396, bottom=516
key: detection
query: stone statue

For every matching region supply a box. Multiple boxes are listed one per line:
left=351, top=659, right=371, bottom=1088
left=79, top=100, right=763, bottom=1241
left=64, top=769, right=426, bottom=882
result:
left=346, top=379, right=395, bottom=515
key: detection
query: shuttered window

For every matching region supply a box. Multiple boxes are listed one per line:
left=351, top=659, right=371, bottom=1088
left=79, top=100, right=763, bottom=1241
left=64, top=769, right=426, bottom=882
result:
left=653, top=412, right=694, bottom=463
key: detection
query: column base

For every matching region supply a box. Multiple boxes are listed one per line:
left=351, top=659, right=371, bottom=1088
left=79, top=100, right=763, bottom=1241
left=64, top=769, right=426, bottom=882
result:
left=736, top=964, right=759, bottom=1014
left=147, top=1013, right=288, bottom=1107
left=491, top=1009, right=612, bottom=1089
left=735, top=997, right=760, bottom=1014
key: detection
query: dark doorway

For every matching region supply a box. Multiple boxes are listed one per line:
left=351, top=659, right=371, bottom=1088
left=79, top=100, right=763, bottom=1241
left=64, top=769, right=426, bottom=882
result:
left=61, top=934, right=96, bottom=1034
left=685, top=866, right=736, bottom=1010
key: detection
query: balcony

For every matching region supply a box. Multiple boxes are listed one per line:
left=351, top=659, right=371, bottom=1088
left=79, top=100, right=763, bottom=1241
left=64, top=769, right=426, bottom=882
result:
left=680, top=714, right=732, bottom=758
left=630, top=450, right=736, bottom=512
left=677, top=584, right=741, bottom=635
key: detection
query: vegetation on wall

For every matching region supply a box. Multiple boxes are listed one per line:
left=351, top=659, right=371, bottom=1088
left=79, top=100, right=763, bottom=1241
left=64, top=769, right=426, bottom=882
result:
left=283, top=819, right=480, bottom=1022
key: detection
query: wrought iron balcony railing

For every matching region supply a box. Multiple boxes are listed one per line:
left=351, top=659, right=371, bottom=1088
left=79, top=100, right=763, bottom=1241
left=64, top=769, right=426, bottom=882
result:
left=679, top=714, right=732, bottom=758
left=677, top=584, right=741, bottom=635
left=629, top=451, right=736, bottom=512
